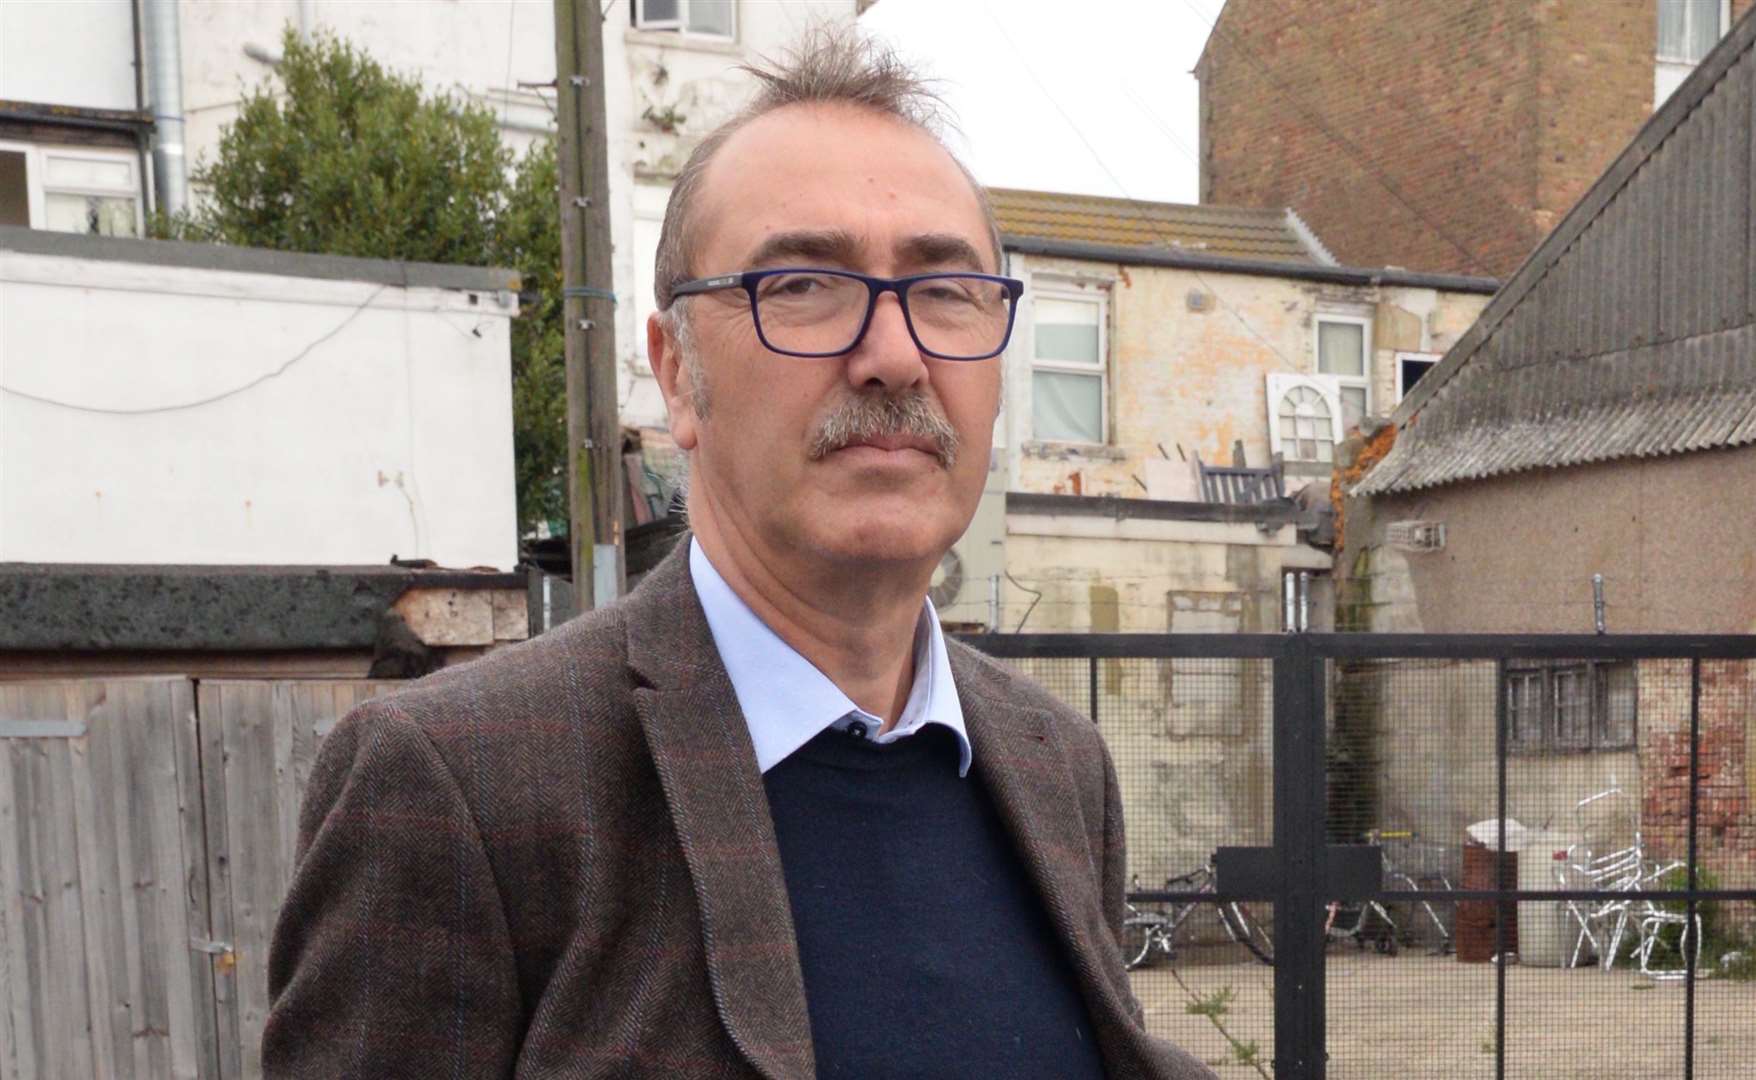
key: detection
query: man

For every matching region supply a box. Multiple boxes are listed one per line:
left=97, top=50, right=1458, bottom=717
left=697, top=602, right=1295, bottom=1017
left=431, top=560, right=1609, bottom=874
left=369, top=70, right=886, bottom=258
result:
left=264, top=28, right=1215, bottom=1080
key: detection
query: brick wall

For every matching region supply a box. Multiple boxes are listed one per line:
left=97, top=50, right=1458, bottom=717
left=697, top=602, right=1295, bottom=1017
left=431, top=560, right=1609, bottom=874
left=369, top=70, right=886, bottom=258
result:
left=1639, top=660, right=1756, bottom=899
left=1198, top=0, right=1756, bottom=278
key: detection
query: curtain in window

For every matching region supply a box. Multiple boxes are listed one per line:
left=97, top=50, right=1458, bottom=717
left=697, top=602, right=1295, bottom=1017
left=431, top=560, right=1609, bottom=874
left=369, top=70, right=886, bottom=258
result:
left=689, top=0, right=734, bottom=35
left=1659, top=0, right=1721, bottom=62
left=1034, top=298, right=1100, bottom=364
left=1317, top=321, right=1365, bottom=376
left=1032, top=370, right=1102, bottom=443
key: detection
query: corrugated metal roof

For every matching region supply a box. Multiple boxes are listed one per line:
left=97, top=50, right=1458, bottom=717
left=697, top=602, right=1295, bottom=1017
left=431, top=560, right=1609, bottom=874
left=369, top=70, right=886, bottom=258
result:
left=1356, top=8, right=1756, bottom=496
left=988, top=187, right=1326, bottom=264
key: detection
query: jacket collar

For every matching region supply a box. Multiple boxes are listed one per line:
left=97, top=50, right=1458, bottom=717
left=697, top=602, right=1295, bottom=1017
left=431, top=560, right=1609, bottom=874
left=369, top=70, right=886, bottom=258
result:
left=622, top=540, right=1143, bottom=1079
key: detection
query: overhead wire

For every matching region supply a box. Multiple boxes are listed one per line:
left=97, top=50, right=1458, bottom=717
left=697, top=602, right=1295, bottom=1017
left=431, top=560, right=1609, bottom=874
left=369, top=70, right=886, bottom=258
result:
left=1173, top=0, right=1491, bottom=274
left=980, top=2, right=1307, bottom=375
left=0, top=284, right=391, bottom=416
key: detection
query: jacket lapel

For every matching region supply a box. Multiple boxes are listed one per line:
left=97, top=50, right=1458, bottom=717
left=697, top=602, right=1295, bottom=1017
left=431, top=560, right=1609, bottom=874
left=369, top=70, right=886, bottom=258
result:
left=624, top=542, right=814, bottom=1080
left=953, top=654, right=1144, bottom=1073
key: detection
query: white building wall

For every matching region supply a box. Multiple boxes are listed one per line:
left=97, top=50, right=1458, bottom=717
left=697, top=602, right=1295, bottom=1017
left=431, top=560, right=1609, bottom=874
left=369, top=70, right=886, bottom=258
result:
left=0, top=0, right=138, bottom=111
left=0, top=246, right=519, bottom=568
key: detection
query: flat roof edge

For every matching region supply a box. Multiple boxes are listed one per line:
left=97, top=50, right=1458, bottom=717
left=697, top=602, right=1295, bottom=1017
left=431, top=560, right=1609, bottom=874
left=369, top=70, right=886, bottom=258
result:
left=0, top=226, right=521, bottom=292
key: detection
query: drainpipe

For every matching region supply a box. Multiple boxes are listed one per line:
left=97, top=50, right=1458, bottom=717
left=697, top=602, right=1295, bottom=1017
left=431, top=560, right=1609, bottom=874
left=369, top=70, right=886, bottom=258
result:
left=298, top=0, right=316, bottom=38
left=130, top=0, right=154, bottom=219
left=142, top=0, right=188, bottom=218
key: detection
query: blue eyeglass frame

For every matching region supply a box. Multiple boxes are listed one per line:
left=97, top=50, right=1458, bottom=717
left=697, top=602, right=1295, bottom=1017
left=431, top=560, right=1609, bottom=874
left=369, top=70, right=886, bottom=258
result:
left=667, top=267, right=1026, bottom=360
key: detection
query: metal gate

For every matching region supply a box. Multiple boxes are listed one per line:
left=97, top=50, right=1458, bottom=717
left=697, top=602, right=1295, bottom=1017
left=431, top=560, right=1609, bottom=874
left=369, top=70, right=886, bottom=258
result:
left=964, top=633, right=1756, bottom=1080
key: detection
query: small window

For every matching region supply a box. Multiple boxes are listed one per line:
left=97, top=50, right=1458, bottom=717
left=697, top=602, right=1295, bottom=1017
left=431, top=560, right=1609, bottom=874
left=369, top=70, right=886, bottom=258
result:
left=1315, top=314, right=1371, bottom=431
left=0, top=142, right=141, bottom=238
left=1029, top=286, right=1107, bottom=445
left=1266, top=373, right=1342, bottom=464
left=1395, top=351, right=1440, bottom=403
left=634, top=0, right=735, bottom=38
left=1657, top=0, right=1725, bottom=63
left=1503, top=662, right=1638, bottom=754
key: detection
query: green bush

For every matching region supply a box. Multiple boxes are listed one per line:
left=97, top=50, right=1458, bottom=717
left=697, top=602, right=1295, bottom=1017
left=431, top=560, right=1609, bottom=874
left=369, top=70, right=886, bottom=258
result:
left=161, top=27, right=567, bottom=537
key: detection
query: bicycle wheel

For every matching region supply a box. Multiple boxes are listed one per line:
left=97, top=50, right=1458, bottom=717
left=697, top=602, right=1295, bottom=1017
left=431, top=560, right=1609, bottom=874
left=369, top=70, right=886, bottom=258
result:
left=1221, top=903, right=1275, bottom=966
left=1121, top=915, right=1163, bottom=970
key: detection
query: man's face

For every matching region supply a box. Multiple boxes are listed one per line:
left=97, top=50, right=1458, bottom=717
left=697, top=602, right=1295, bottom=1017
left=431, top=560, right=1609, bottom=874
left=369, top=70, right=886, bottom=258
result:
left=652, top=104, right=1002, bottom=573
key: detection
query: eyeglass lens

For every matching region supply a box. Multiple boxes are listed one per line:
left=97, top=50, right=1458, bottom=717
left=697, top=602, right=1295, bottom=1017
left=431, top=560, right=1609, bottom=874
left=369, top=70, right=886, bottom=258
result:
left=753, top=273, right=1013, bottom=358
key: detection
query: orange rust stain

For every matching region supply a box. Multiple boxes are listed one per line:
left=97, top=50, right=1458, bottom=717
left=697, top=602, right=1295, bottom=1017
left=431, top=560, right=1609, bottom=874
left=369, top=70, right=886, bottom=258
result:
left=1069, top=471, right=1084, bottom=496
left=1118, top=266, right=1133, bottom=288
left=1332, top=423, right=1398, bottom=549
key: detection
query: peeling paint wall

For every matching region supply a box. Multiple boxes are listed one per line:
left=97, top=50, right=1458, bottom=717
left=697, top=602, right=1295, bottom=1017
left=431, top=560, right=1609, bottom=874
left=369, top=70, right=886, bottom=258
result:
left=1000, top=509, right=1331, bottom=881
left=1001, top=251, right=1493, bottom=500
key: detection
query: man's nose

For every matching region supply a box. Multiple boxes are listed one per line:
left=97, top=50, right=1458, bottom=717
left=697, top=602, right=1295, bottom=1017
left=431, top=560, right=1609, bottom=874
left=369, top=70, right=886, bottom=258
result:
left=843, top=291, right=928, bottom=393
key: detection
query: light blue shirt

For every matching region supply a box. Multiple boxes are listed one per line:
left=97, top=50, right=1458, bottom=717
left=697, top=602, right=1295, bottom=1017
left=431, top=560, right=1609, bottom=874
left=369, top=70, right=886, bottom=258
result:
left=688, top=537, right=972, bottom=776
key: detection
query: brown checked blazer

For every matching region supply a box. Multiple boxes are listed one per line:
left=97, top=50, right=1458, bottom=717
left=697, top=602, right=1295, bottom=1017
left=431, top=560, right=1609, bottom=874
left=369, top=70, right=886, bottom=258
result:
left=263, top=541, right=1217, bottom=1079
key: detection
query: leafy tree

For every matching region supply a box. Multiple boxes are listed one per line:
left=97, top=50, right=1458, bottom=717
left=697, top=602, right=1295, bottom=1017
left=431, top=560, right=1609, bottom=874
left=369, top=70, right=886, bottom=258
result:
left=164, top=27, right=566, bottom=535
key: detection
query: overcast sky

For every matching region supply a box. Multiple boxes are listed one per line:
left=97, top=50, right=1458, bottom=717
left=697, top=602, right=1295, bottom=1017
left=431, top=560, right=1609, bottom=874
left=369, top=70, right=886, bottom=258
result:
left=859, top=0, right=1218, bottom=205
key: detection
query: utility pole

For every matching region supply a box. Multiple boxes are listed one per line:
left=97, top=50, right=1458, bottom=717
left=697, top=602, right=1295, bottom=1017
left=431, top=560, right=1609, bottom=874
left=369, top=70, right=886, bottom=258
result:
left=553, top=0, right=623, bottom=608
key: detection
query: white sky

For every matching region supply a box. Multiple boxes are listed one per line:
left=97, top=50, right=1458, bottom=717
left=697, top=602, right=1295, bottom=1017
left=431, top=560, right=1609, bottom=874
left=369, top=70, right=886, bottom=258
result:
left=859, top=0, right=1220, bottom=205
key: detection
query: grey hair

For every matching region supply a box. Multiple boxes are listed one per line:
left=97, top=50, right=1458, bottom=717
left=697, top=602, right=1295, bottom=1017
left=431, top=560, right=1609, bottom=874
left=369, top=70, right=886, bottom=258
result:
left=651, top=24, right=1003, bottom=314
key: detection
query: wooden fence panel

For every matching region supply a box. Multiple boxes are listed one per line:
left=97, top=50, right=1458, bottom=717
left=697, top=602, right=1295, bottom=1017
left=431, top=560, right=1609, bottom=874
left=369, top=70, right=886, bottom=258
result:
left=198, top=680, right=389, bottom=1080
left=0, top=678, right=211, bottom=1080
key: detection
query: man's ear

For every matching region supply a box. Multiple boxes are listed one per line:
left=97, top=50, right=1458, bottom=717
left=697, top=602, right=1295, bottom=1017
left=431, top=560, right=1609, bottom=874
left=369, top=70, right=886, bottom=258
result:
left=647, top=311, right=699, bottom=451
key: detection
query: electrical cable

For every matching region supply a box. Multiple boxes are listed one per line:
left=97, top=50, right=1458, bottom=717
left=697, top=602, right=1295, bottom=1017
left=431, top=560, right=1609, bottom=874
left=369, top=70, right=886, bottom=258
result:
left=0, top=284, right=390, bottom=416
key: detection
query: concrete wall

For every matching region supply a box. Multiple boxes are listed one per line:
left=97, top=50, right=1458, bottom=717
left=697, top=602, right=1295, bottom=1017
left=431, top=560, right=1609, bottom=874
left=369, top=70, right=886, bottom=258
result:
left=1343, top=448, right=1756, bottom=635
left=0, top=0, right=138, bottom=111
left=1000, top=250, right=1491, bottom=499
left=1196, top=0, right=1756, bottom=279
left=1000, top=506, right=1331, bottom=882
left=0, top=241, right=519, bottom=568
left=1342, top=449, right=1756, bottom=891
left=173, top=0, right=855, bottom=432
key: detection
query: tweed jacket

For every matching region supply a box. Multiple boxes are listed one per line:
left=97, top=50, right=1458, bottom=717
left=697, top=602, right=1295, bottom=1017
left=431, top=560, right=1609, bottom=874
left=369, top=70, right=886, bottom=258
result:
left=263, top=542, right=1216, bottom=1079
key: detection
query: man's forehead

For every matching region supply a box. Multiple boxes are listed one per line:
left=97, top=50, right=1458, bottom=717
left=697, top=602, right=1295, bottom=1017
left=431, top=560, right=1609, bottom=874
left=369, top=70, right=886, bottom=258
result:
left=692, top=103, right=993, bottom=271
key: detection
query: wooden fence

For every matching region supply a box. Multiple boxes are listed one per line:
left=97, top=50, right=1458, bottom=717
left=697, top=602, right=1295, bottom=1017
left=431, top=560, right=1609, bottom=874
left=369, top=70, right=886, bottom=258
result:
left=0, top=677, right=388, bottom=1080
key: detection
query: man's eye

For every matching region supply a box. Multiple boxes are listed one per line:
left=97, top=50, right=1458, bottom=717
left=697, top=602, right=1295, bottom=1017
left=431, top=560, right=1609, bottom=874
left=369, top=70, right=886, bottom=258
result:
left=762, top=274, right=831, bottom=297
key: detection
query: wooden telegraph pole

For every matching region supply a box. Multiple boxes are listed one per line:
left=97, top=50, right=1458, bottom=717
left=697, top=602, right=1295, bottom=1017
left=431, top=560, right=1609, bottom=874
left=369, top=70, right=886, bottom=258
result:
left=553, top=0, right=623, bottom=608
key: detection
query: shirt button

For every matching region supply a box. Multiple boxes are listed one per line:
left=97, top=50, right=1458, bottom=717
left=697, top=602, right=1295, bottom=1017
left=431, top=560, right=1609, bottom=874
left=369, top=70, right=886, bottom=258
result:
left=847, top=720, right=868, bottom=739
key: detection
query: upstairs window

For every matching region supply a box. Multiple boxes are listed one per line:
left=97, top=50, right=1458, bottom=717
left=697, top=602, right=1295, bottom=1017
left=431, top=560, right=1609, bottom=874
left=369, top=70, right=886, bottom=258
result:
left=0, top=143, right=141, bottom=238
left=1267, top=374, right=1342, bottom=465
left=1029, top=286, right=1108, bottom=445
left=634, top=0, right=735, bottom=38
left=1315, top=314, right=1371, bottom=431
left=1655, top=1, right=1729, bottom=106
left=1657, top=0, right=1725, bottom=63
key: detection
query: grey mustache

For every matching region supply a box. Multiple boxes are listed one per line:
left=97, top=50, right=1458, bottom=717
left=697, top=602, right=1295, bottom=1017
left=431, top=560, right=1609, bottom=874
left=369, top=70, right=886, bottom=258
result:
left=806, top=392, right=960, bottom=468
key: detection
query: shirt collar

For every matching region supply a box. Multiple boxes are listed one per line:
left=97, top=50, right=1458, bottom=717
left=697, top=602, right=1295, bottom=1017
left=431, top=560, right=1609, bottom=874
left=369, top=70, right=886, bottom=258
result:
left=688, top=537, right=971, bottom=776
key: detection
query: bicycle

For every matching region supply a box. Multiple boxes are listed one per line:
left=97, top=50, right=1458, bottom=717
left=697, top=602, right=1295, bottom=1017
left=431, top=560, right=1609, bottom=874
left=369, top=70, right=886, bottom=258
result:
left=1121, top=860, right=1275, bottom=970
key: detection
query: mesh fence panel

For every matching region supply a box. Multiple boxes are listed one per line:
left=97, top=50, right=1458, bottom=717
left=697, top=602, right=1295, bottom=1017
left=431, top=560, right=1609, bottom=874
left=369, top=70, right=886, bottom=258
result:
left=971, top=641, right=1756, bottom=1078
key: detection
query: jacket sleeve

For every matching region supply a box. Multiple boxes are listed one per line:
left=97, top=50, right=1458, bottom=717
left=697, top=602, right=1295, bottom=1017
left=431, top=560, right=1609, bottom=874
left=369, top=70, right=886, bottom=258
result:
left=262, top=700, right=522, bottom=1079
left=1097, top=735, right=1148, bottom=1026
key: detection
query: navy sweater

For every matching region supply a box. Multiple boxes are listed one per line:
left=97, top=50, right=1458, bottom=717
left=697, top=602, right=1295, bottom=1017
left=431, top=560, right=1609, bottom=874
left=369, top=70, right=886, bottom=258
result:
left=762, top=725, right=1109, bottom=1080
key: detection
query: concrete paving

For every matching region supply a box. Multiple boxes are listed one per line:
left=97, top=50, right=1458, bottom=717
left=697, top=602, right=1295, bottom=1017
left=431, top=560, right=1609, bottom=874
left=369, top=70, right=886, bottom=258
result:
left=1130, top=948, right=1755, bottom=1077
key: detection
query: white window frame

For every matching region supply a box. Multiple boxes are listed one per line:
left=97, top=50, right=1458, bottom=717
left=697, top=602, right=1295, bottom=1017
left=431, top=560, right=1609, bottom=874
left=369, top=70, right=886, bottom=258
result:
left=1394, top=350, right=1441, bottom=404
left=0, top=140, right=142, bottom=237
left=1656, top=0, right=1730, bottom=63
left=1027, top=279, right=1110, bottom=447
left=633, top=0, right=736, bottom=40
left=1266, top=373, right=1343, bottom=465
left=1313, top=312, right=1372, bottom=427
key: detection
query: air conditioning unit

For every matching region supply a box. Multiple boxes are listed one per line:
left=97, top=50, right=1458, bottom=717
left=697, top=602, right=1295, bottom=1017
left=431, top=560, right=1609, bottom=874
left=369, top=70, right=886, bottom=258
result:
left=1386, top=520, right=1446, bottom=552
left=929, top=458, right=1007, bottom=629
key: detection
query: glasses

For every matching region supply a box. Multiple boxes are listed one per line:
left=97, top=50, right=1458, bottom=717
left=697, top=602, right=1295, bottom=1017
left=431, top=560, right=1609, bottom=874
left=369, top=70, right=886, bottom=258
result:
left=668, top=268, right=1025, bottom=360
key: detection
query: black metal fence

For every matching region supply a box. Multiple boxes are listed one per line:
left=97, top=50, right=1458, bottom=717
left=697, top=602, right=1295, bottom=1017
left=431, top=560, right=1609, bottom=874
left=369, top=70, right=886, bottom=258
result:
left=960, top=633, right=1756, bottom=1080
